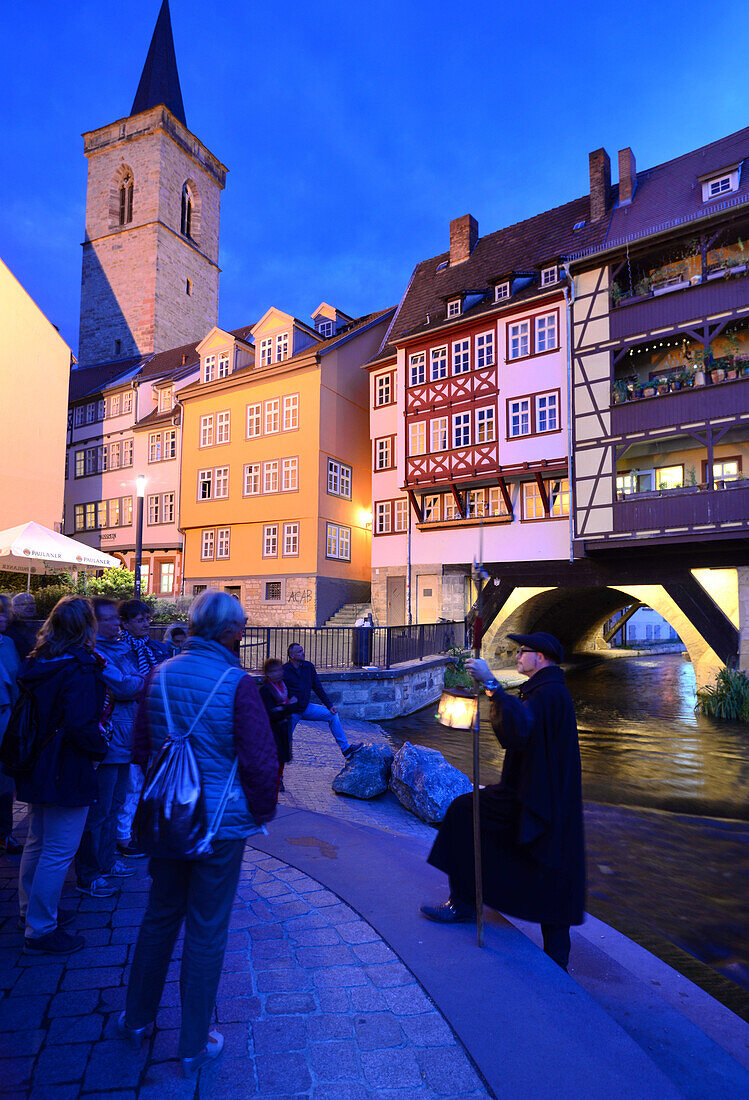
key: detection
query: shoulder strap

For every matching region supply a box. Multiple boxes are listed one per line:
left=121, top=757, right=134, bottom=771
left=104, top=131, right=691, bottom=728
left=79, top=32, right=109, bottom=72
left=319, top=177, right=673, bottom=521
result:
left=159, top=663, right=237, bottom=742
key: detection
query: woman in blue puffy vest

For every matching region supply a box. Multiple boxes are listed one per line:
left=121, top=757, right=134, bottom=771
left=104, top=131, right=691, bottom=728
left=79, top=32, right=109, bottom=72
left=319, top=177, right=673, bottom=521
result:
left=120, top=590, right=278, bottom=1077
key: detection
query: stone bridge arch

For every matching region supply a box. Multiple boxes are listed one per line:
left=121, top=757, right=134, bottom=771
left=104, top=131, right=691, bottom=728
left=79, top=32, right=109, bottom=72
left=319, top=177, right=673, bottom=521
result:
left=482, top=582, right=729, bottom=688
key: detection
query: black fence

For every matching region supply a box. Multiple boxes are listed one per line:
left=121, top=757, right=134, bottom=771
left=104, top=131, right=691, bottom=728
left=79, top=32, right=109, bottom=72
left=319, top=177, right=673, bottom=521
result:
left=239, top=621, right=466, bottom=672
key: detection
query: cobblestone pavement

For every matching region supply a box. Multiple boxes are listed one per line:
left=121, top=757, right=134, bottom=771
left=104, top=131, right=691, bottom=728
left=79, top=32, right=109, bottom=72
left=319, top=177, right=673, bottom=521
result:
left=0, top=720, right=489, bottom=1099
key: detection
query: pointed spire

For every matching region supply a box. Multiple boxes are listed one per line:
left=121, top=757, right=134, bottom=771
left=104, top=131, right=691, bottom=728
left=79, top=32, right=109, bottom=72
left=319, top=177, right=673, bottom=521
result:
left=131, top=0, right=186, bottom=126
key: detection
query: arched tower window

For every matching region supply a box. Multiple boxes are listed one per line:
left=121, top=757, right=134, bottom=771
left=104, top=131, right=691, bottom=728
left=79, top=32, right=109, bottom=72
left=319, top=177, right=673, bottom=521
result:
left=119, top=173, right=133, bottom=225
left=181, top=183, right=193, bottom=239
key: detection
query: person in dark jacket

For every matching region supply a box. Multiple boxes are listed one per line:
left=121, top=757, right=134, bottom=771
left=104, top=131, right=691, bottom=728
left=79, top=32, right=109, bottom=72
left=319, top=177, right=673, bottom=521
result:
left=12, top=597, right=108, bottom=955
left=421, top=632, right=585, bottom=970
left=75, top=598, right=144, bottom=897
left=259, top=657, right=297, bottom=791
left=116, top=598, right=169, bottom=856
left=120, top=591, right=278, bottom=1077
left=6, top=592, right=39, bottom=662
left=283, top=643, right=361, bottom=759
left=0, top=595, right=22, bottom=855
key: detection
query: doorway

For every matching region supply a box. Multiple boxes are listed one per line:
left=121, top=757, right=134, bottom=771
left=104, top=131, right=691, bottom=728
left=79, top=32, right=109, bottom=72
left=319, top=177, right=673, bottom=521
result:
left=386, top=575, right=406, bottom=625
left=416, top=574, right=439, bottom=623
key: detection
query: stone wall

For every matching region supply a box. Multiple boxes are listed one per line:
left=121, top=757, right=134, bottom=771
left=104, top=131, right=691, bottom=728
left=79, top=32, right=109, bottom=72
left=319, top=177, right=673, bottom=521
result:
left=371, top=565, right=468, bottom=625
left=318, top=657, right=448, bottom=720
left=186, top=574, right=371, bottom=627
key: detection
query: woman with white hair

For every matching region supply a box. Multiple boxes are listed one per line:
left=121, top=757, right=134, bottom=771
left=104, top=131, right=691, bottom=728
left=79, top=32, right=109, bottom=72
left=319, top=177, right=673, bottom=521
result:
left=119, top=590, right=278, bottom=1076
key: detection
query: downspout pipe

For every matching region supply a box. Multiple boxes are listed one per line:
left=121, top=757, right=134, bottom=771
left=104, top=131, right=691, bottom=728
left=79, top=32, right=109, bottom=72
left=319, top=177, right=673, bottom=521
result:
left=561, top=264, right=575, bottom=564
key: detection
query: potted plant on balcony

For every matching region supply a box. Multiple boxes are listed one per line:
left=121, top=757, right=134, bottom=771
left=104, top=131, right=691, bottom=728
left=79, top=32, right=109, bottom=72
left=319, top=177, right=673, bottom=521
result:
left=711, top=358, right=728, bottom=383
left=652, top=264, right=689, bottom=296
left=642, top=380, right=656, bottom=398
left=634, top=275, right=652, bottom=298
left=611, top=378, right=629, bottom=404
left=655, top=376, right=670, bottom=395
left=692, top=347, right=710, bottom=386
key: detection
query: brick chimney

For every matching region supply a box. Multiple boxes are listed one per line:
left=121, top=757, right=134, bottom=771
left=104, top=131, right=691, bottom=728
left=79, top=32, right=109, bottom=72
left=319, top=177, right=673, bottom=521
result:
left=450, top=214, right=478, bottom=265
left=589, top=148, right=611, bottom=222
left=618, top=147, right=636, bottom=205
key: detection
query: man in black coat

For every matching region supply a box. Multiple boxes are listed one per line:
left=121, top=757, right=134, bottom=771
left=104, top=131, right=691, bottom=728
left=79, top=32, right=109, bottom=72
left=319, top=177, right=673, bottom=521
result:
left=421, top=632, right=585, bottom=970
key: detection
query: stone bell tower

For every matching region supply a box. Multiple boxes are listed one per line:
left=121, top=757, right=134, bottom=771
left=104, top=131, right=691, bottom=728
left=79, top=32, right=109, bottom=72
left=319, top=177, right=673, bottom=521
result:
left=78, top=0, right=227, bottom=366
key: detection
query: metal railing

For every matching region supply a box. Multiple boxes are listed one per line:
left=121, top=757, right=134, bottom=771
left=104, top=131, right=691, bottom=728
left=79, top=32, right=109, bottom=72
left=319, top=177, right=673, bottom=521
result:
left=239, top=621, right=466, bottom=672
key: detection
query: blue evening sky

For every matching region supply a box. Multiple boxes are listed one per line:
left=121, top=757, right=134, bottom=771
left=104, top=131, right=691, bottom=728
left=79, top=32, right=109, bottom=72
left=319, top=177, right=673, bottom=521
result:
left=2, top=0, right=748, bottom=355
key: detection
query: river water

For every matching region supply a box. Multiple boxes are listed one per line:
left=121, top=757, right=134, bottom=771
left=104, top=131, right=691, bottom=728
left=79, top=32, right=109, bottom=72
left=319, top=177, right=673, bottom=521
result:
left=382, top=653, right=749, bottom=820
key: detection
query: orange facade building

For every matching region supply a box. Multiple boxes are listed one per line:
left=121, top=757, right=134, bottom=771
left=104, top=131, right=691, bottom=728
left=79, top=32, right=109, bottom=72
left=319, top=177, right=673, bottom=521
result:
left=179, top=305, right=394, bottom=625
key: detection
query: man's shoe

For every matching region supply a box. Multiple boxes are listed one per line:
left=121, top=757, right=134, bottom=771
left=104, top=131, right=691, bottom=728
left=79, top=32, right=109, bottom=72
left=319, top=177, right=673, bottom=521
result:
left=76, top=876, right=118, bottom=898
left=24, top=928, right=84, bottom=955
left=181, top=1031, right=224, bottom=1077
left=420, top=897, right=476, bottom=924
left=3, top=834, right=23, bottom=855
left=117, top=839, right=148, bottom=859
left=342, top=742, right=363, bottom=759
left=118, top=1011, right=150, bottom=1049
left=107, top=859, right=137, bottom=878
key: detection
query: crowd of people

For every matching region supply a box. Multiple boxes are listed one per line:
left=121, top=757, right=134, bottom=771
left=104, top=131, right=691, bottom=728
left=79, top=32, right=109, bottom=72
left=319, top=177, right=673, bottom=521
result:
left=0, top=587, right=584, bottom=1075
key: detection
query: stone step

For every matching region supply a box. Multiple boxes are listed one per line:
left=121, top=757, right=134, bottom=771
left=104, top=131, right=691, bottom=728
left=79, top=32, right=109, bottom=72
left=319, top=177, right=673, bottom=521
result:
left=325, top=602, right=373, bottom=627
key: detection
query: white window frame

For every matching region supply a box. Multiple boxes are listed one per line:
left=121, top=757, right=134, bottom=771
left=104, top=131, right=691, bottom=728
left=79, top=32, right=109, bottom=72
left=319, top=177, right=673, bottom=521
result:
left=216, top=411, right=230, bottom=444
left=203, top=355, right=216, bottom=383
left=535, top=392, right=558, bottom=433
left=326, top=523, right=351, bottom=561
left=162, top=492, right=175, bottom=524
left=535, top=313, right=557, bottom=353
left=244, top=462, right=261, bottom=495
left=375, top=501, right=391, bottom=534
left=375, top=437, right=392, bottom=470
left=327, top=458, right=352, bottom=499
left=214, top=466, right=229, bottom=498
left=452, top=338, right=470, bottom=374
left=430, top=346, right=448, bottom=380
left=475, top=332, right=495, bottom=370
left=158, top=387, right=173, bottom=413
left=549, top=478, right=570, bottom=517
left=447, top=298, right=462, bottom=318
left=408, top=421, right=426, bottom=456
left=264, top=398, right=280, bottom=434
left=282, top=394, right=299, bottom=431
left=508, top=320, right=530, bottom=360
left=217, top=353, right=230, bottom=379
left=394, top=499, right=408, bottom=533
left=275, top=332, right=289, bottom=361
left=216, top=528, right=231, bottom=559
left=702, top=170, right=740, bottom=201
left=148, top=433, right=161, bottom=463
left=430, top=416, right=448, bottom=452
left=200, top=414, right=214, bottom=447
left=494, top=282, right=510, bottom=301
left=201, top=529, right=215, bottom=560
left=282, top=522, right=299, bottom=556
left=509, top=398, right=531, bottom=438
left=263, top=460, right=279, bottom=494
left=409, top=352, right=426, bottom=387
left=452, top=412, right=470, bottom=449
left=260, top=338, right=273, bottom=366
left=163, top=429, right=177, bottom=459
left=423, top=494, right=440, bottom=522
left=318, top=319, right=334, bottom=337
left=263, top=524, right=278, bottom=558
left=147, top=494, right=160, bottom=525
left=475, top=406, right=496, bottom=443
left=198, top=469, right=213, bottom=500
left=540, top=265, right=558, bottom=286
left=160, top=562, right=175, bottom=594
left=281, top=457, right=298, bottom=491
left=246, top=403, right=261, bottom=438
left=375, top=373, right=393, bottom=406
left=122, top=439, right=133, bottom=467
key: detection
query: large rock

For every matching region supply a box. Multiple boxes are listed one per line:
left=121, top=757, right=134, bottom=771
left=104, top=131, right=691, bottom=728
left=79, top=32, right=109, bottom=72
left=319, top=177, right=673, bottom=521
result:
left=389, top=741, right=472, bottom=824
left=332, top=743, right=394, bottom=799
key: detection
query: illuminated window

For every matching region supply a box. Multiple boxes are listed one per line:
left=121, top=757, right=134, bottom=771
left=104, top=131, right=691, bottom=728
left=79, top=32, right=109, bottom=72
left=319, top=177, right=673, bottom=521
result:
left=475, top=407, right=496, bottom=443
left=431, top=417, right=448, bottom=452
left=409, top=421, right=426, bottom=455
left=160, top=563, right=175, bottom=593
left=655, top=466, right=683, bottom=490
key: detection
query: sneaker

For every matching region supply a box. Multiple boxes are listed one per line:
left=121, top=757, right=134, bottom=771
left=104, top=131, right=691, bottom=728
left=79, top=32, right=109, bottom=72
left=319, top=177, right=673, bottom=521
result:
left=117, top=839, right=148, bottom=859
left=107, top=859, right=137, bottom=878
left=76, top=876, right=118, bottom=898
left=342, top=742, right=363, bottom=759
left=118, top=1010, right=150, bottom=1049
left=16, top=907, right=76, bottom=932
left=181, top=1031, right=224, bottom=1078
left=24, top=928, right=84, bottom=955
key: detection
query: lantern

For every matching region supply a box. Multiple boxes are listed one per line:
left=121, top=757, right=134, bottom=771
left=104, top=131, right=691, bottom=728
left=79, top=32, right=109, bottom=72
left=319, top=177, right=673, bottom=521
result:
left=436, top=687, right=478, bottom=730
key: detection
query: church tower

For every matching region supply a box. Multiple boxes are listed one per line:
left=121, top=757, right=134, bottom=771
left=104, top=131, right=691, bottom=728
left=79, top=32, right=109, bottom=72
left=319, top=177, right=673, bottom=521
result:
left=78, top=0, right=227, bottom=366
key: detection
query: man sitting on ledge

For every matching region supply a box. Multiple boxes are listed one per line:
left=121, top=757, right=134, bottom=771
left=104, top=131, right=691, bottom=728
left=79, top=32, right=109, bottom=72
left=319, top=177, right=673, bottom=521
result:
left=283, top=643, right=361, bottom=761
left=421, top=632, right=585, bottom=971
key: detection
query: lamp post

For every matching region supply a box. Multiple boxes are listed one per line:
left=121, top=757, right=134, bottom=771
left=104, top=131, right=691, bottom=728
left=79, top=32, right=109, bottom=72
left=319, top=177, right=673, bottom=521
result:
left=134, top=475, right=146, bottom=597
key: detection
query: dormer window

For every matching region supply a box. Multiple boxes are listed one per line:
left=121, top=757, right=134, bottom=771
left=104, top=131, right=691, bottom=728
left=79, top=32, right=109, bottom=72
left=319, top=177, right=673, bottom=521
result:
left=275, top=332, right=289, bottom=361
left=447, top=298, right=462, bottom=318
left=494, top=282, right=510, bottom=302
left=260, top=338, right=272, bottom=366
left=158, top=386, right=174, bottom=413
left=541, top=265, right=558, bottom=287
left=701, top=164, right=741, bottom=203
left=318, top=320, right=334, bottom=338
left=218, top=353, right=230, bottom=378
left=203, top=355, right=215, bottom=383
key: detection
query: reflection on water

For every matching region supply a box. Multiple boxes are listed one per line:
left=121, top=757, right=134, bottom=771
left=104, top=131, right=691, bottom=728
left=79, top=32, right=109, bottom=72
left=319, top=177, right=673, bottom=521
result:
left=382, top=655, right=749, bottom=819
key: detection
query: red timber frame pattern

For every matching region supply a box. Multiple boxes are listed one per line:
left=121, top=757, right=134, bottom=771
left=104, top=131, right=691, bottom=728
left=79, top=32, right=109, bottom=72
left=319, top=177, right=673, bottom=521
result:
left=571, top=261, right=749, bottom=545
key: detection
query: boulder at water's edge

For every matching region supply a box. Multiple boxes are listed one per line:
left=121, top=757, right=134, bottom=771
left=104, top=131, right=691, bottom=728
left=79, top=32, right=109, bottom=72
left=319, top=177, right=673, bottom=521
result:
left=389, top=741, right=472, bottom=824
left=332, top=742, right=394, bottom=799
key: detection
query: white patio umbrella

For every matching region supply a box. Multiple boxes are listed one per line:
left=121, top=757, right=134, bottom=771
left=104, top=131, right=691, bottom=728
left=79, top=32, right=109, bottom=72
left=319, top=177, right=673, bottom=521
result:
left=0, top=521, right=120, bottom=589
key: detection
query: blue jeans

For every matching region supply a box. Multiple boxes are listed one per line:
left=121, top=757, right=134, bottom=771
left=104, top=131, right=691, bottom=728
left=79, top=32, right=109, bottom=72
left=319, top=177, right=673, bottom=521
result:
left=290, top=702, right=349, bottom=753
left=20, top=804, right=89, bottom=936
left=75, top=762, right=129, bottom=887
left=125, top=839, right=245, bottom=1057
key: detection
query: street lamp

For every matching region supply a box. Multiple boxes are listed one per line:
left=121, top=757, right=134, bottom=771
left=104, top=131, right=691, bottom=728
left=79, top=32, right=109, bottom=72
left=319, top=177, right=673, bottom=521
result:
left=134, top=475, right=146, bottom=597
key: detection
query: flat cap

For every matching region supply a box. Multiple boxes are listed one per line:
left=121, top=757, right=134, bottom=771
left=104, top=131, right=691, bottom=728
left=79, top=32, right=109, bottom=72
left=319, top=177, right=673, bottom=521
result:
left=507, top=632, right=564, bottom=664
